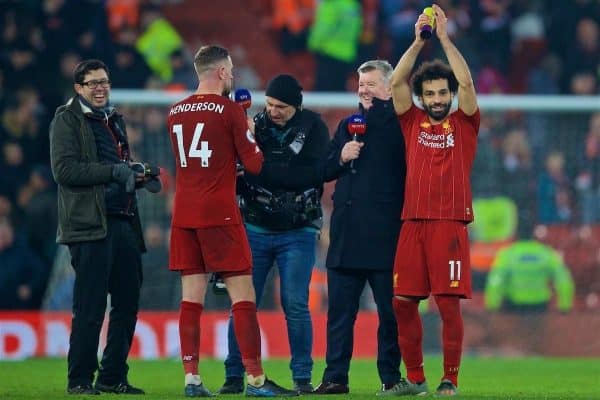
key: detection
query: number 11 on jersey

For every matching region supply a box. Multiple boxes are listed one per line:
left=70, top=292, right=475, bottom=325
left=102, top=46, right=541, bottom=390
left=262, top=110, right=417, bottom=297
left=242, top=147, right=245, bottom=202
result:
left=172, top=123, right=213, bottom=168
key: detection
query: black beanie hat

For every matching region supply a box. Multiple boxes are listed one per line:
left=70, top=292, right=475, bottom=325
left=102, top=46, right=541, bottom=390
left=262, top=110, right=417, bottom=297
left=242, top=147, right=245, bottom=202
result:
left=265, top=74, right=303, bottom=108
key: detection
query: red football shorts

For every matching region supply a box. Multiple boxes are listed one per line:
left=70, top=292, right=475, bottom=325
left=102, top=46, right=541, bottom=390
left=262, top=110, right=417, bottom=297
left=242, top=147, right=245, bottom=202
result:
left=169, top=224, right=252, bottom=277
left=393, top=220, right=472, bottom=298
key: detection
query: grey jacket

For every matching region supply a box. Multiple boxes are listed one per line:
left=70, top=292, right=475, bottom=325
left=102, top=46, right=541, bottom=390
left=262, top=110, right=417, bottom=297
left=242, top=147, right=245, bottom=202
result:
left=49, top=97, right=145, bottom=250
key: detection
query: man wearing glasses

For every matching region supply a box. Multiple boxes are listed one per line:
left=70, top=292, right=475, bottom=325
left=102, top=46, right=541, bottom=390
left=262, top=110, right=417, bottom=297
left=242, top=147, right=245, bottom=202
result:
left=50, top=59, right=155, bottom=395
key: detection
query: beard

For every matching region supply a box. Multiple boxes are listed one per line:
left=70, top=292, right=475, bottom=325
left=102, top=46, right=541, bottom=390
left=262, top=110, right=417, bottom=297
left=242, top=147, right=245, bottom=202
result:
left=423, top=101, right=452, bottom=121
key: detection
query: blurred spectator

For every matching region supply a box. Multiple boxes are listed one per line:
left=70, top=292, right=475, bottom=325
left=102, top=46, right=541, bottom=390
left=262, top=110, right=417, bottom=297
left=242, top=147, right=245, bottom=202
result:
left=470, top=196, right=517, bottom=289
left=138, top=107, right=173, bottom=171
left=17, top=164, right=58, bottom=268
left=575, top=112, right=600, bottom=223
left=559, top=225, right=600, bottom=306
left=476, top=64, right=509, bottom=94
left=0, top=195, right=12, bottom=218
left=526, top=54, right=561, bottom=161
left=472, top=0, right=512, bottom=74
left=485, top=239, right=575, bottom=313
left=42, top=244, right=74, bottom=311
left=35, top=0, right=72, bottom=60
left=0, top=215, right=48, bottom=309
left=230, top=45, right=262, bottom=90
left=546, top=0, right=600, bottom=67
left=508, top=1, right=546, bottom=93
left=135, top=4, right=183, bottom=82
left=270, top=0, right=315, bottom=54
left=307, top=0, right=362, bottom=91
left=537, top=152, right=575, bottom=224
left=0, top=67, right=5, bottom=109
left=0, top=87, right=47, bottom=164
left=381, top=0, right=422, bottom=64
left=139, top=223, right=179, bottom=310
left=0, top=141, right=30, bottom=206
left=165, top=48, right=196, bottom=91
left=2, top=42, right=41, bottom=92
left=498, top=128, right=535, bottom=238
left=527, top=54, right=561, bottom=95
left=569, top=70, right=598, bottom=95
left=563, top=17, right=599, bottom=94
left=106, top=0, right=141, bottom=36
left=71, top=1, right=115, bottom=63
left=429, top=1, right=480, bottom=82
left=357, top=0, right=378, bottom=61
left=110, top=43, right=153, bottom=88
left=471, top=114, right=501, bottom=197
left=135, top=107, right=172, bottom=222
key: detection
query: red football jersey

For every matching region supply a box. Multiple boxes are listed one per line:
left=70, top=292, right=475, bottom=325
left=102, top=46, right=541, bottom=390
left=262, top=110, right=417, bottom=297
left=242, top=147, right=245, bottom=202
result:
left=399, top=104, right=480, bottom=222
left=167, top=93, right=263, bottom=228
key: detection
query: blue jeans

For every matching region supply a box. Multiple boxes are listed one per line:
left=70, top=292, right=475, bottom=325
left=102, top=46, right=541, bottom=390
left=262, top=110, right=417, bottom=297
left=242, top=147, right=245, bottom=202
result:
left=225, top=228, right=316, bottom=381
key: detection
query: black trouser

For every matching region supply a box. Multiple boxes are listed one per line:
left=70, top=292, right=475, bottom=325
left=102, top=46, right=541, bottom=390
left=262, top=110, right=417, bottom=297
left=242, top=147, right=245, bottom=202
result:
left=67, top=217, right=142, bottom=387
left=322, top=268, right=401, bottom=386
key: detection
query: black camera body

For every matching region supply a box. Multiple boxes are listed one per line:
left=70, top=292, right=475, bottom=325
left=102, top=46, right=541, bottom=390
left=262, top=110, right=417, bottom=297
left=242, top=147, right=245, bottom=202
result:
left=130, top=162, right=162, bottom=193
left=130, top=162, right=160, bottom=177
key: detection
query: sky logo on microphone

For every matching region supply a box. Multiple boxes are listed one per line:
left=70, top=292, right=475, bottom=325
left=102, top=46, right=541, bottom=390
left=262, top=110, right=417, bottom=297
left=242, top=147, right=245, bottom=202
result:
left=234, top=88, right=252, bottom=110
left=348, top=114, right=367, bottom=136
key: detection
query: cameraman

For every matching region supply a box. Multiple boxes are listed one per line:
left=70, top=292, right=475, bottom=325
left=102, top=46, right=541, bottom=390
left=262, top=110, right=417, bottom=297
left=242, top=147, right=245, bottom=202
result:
left=219, top=74, right=329, bottom=394
left=50, top=59, right=159, bottom=395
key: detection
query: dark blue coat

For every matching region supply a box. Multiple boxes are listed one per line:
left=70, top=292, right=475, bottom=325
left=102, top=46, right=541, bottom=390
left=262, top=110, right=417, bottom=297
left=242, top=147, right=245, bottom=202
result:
left=324, top=98, right=406, bottom=270
left=0, top=235, right=47, bottom=309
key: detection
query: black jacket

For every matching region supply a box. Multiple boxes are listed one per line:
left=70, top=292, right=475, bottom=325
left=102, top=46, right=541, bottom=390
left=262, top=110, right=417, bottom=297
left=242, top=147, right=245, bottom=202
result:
left=324, top=98, right=406, bottom=270
left=247, top=108, right=329, bottom=190
left=240, top=108, right=330, bottom=229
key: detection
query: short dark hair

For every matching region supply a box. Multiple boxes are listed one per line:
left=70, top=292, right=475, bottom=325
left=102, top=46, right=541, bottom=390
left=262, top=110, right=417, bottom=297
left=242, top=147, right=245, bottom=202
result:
left=194, top=45, right=229, bottom=75
left=411, top=59, right=458, bottom=97
left=73, top=59, right=109, bottom=84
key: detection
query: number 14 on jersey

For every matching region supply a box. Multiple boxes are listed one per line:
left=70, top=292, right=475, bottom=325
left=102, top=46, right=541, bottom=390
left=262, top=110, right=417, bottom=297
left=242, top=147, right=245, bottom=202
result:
left=172, top=123, right=213, bottom=167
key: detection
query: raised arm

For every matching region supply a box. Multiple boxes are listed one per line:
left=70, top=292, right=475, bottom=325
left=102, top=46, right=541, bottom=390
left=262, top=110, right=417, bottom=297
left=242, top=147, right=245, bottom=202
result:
left=392, top=14, right=429, bottom=114
left=391, top=14, right=428, bottom=115
left=433, top=4, right=477, bottom=115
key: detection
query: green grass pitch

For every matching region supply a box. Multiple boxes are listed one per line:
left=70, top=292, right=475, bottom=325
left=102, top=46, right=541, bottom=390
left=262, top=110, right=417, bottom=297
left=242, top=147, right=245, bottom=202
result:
left=1, top=356, right=598, bottom=399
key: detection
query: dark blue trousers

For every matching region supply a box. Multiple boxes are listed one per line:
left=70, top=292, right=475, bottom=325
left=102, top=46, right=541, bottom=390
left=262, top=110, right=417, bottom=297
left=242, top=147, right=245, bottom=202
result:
left=321, top=268, right=401, bottom=386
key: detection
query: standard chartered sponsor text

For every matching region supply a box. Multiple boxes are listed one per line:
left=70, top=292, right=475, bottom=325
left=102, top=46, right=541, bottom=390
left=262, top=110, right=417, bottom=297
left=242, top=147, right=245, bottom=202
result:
left=417, top=132, right=454, bottom=149
left=418, top=131, right=447, bottom=148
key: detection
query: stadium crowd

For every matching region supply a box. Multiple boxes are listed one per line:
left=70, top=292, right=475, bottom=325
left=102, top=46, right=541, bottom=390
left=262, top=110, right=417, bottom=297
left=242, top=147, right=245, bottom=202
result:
left=0, top=0, right=599, bottom=311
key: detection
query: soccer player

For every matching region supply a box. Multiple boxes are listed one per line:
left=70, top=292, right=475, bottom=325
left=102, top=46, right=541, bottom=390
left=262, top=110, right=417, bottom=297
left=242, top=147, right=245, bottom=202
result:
left=389, top=4, right=479, bottom=397
left=167, top=45, right=297, bottom=397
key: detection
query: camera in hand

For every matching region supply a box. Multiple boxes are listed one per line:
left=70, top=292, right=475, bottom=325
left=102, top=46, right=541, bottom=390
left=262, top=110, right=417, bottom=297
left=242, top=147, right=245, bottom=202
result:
left=130, top=162, right=162, bottom=193
left=209, top=273, right=227, bottom=295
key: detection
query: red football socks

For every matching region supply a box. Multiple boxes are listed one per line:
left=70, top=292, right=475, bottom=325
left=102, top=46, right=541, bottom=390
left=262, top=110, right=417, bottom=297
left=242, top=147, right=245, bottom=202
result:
left=434, top=295, right=463, bottom=387
left=231, top=301, right=264, bottom=377
left=179, top=301, right=203, bottom=375
left=392, top=297, right=425, bottom=384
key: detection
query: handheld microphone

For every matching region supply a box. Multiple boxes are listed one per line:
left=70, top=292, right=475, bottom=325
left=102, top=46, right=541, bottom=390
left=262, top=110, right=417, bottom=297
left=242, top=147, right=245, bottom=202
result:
left=233, top=88, right=252, bottom=173
left=348, top=114, right=366, bottom=141
left=347, top=114, right=366, bottom=169
left=234, top=88, right=252, bottom=114
left=420, top=7, right=436, bottom=39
